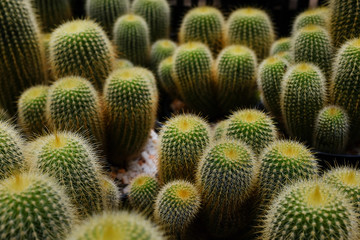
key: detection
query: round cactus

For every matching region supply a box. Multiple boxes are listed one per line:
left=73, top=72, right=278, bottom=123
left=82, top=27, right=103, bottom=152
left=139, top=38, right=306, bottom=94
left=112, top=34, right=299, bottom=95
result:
left=274, top=51, right=292, bottom=63
left=262, top=180, right=359, bottom=240
left=213, top=119, right=230, bottom=141
left=158, top=56, right=178, bottom=98
left=313, top=105, right=349, bottom=153
left=113, top=14, right=150, bottom=67
left=225, top=109, right=277, bottom=155
left=215, top=45, right=258, bottom=114
left=114, top=58, right=134, bottom=70
left=179, top=6, right=225, bottom=54
left=158, top=114, right=210, bottom=184
left=50, top=19, right=114, bottom=90
left=225, top=7, right=275, bottom=61
left=292, top=7, right=329, bottom=33
left=131, top=0, right=170, bottom=42
left=18, top=85, right=49, bottom=136
left=67, top=211, right=165, bottom=240
left=150, top=39, right=177, bottom=73
left=101, top=176, right=121, bottom=210
left=0, top=172, right=75, bottom=240
left=129, top=174, right=160, bottom=216
left=270, top=37, right=291, bottom=55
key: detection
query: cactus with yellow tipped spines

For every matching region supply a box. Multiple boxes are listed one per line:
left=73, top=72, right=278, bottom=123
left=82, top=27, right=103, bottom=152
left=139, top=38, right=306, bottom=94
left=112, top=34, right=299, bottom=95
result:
left=292, top=7, right=329, bottom=33
left=158, top=56, right=178, bottom=98
left=274, top=51, right=292, bottom=63
left=270, top=37, right=291, bottom=55
left=213, top=119, right=230, bottom=141
left=150, top=39, right=177, bottom=73
left=101, top=177, right=121, bottom=210
left=114, top=59, right=134, bottom=70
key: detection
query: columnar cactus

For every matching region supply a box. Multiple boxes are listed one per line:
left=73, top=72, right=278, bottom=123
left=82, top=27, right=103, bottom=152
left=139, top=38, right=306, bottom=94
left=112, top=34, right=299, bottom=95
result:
left=313, top=105, right=349, bottom=153
left=225, top=7, right=275, bottom=61
left=113, top=14, right=150, bottom=67
left=158, top=56, right=178, bottom=98
left=18, top=85, right=49, bottom=136
left=270, top=37, right=291, bottom=55
left=101, top=177, right=121, bottom=210
left=292, top=7, right=329, bottom=32
left=0, top=0, right=47, bottom=114
left=114, top=59, right=134, bottom=70
left=103, top=67, right=158, bottom=166
left=50, top=19, right=114, bottom=90
left=281, top=63, right=327, bottom=143
left=150, top=39, right=177, bottom=73
left=0, top=172, right=75, bottom=240
left=132, top=0, right=170, bottom=42
left=158, top=114, right=210, bottom=184
left=215, top=45, right=258, bottom=114
left=179, top=6, right=225, bottom=54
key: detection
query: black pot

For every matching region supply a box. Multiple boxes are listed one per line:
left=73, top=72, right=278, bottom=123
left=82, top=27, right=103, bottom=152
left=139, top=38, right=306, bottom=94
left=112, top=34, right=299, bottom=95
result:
left=314, top=151, right=360, bottom=171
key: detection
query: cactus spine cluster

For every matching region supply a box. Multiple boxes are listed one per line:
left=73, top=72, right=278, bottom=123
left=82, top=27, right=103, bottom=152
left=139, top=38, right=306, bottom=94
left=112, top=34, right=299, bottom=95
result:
left=0, top=172, right=74, bottom=240
left=150, top=39, right=177, bottom=73
left=131, top=0, right=170, bottom=42
left=0, top=0, right=46, bottom=114
left=50, top=19, right=114, bottom=90
left=179, top=6, right=225, bottom=54
left=225, top=8, right=275, bottom=61
left=158, top=114, right=210, bottom=184
left=101, top=177, right=121, bottom=210
left=0, top=109, right=9, bottom=122
left=270, top=37, right=291, bottom=55
left=158, top=56, right=178, bottom=98
left=292, top=7, right=329, bottom=33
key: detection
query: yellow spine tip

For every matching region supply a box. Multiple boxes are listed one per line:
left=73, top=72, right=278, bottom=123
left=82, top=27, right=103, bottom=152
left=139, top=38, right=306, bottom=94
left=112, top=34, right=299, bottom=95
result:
left=307, top=185, right=324, bottom=206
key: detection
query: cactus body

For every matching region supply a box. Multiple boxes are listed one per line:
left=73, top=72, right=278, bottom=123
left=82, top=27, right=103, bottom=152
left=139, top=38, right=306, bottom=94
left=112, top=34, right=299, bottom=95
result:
left=101, top=177, right=121, bottom=210
left=281, top=63, right=327, bottom=143
left=0, top=0, right=46, bottom=114
left=274, top=51, right=292, bottom=63
left=313, top=106, right=349, bottom=153
left=0, top=172, right=74, bottom=240
left=50, top=20, right=114, bottom=90
left=132, top=0, right=170, bottom=42
left=114, top=59, right=134, bottom=70
left=292, top=7, right=329, bottom=33
left=270, top=37, right=291, bottom=55
left=158, top=56, right=178, bottom=98
left=225, top=8, right=275, bottom=61
left=213, top=119, right=230, bottom=141
left=114, top=14, right=150, bottom=67
left=158, top=114, right=210, bottom=184
left=179, top=6, right=224, bottom=54
left=150, top=39, right=177, bottom=73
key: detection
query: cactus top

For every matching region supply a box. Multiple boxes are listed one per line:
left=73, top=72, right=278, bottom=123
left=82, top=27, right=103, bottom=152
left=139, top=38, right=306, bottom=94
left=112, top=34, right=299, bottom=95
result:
left=270, top=37, right=291, bottom=55
left=292, top=7, right=329, bottom=32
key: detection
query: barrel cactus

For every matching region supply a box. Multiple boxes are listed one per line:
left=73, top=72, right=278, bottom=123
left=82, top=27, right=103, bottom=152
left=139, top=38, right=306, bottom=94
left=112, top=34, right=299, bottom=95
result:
left=158, top=56, right=178, bottom=98
left=292, top=7, right=329, bottom=32
left=270, top=37, right=291, bottom=55
left=150, top=39, right=177, bottom=73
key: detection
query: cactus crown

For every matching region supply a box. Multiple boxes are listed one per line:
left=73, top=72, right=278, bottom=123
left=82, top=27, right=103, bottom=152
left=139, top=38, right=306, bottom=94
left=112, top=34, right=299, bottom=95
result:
left=292, top=7, right=329, bottom=32
left=270, top=37, right=291, bottom=55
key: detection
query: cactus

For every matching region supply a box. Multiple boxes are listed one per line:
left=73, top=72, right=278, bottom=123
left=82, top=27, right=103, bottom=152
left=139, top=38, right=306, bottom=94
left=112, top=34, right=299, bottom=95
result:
left=225, top=109, right=277, bottom=155
left=158, top=56, right=178, bottom=98
left=274, top=51, right=292, bottom=63
left=26, top=132, right=105, bottom=217
left=67, top=211, right=165, bottom=240
left=196, top=140, right=257, bottom=237
left=0, top=0, right=47, bottom=114
left=50, top=19, right=114, bottom=90
left=258, top=56, right=289, bottom=118
left=32, top=0, right=72, bottom=33
left=281, top=63, right=327, bottom=143
left=173, top=42, right=217, bottom=117
left=215, top=45, right=258, bottom=114
left=46, top=76, right=105, bottom=146
left=132, top=0, right=170, bottom=42
left=262, top=180, right=359, bottom=240
left=154, top=180, right=201, bottom=238
left=150, top=39, right=177, bottom=73
left=292, top=25, right=333, bottom=80
left=270, top=37, right=291, bottom=55
left=225, top=7, right=275, bottom=61
left=18, top=85, right=49, bottom=136
left=330, top=0, right=360, bottom=48
left=179, top=6, right=225, bottom=54
left=292, top=7, right=329, bottom=33
left=114, top=59, right=134, bottom=70
left=101, top=177, right=121, bottom=210
left=85, top=0, right=129, bottom=35
left=213, top=119, right=230, bottom=141
left=114, top=14, right=150, bottom=67
left=129, top=174, right=160, bottom=216
left=313, top=105, right=349, bottom=153
left=158, top=114, right=210, bottom=184
left=0, top=172, right=74, bottom=240
left=103, top=67, right=158, bottom=166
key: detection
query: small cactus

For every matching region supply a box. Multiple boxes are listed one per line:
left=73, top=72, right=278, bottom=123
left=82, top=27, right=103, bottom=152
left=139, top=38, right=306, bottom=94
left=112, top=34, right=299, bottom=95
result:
left=213, top=119, right=230, bottom=141
left=270, top=37, right=291, bottom=55
left=0, top=108, right=10, bottom=122
left=274, top=51, right=292, bottom=63
left=292, top=7, right=329, bottom=33
left=150, top=39, right=177, bottom=73
left=114, top=58, right=134, bottom=70
left=158, top=56, right=178, bottom=98
left=101, top=176, right=121, bottom=210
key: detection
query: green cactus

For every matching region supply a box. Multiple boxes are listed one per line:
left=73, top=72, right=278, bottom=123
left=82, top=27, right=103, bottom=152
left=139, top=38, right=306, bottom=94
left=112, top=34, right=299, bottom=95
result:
left=179, top=6, right=225, bottom=54
left=196, top=140, right=257, bottom=237
left=281, top=63, right=327, bottom=143
left=313, top=105, right=349, bottom=153
left=225, top=109, right=277, bottom=155
left=270, top=37, right=291, bottom=55
left=129, top=174, right=160, bottom=216
left=50, top=19, right=114, bottom=90
left=86, top=0, right=129, bottom=35
left=0, top=0, right=47, bottom=114
left=258, top=56, right=289, bottom=118
left=213, top=119, right=230, bottom=141
left=46, top=76, right=105, bottom=146
left=103, top=67, right=158, bottom=166
left=158, top=56, right=178, bottom=98
left=154, top=180, right=201, bottom=238
left=225, top=7, right=275, bottom=61
left=18, top=85, right=49, bottom=136
left=67, top=211, right=165, bottom=240
left=173, top=42, right=217, bottom=117
left=262, top=180, right=359, bottom=240
left=292, top=7, right=329, bottom=33
left=26, top=132, right=105, bottom=217
left=131, top=0, right=170, bottom=42
left=215, top=45, right=258, bottom=114
left=114, top=59, right=134, bottom=70
left=292, top=25, right=333, bottom=80
left=32, top=0, right=72, bottom=33
left=158, top=114, right=210, bottom=184
left=0, top=172, right=75, bottom=240
left=101, top=177, right=121, bottom=210
left=330, top=0, right=360, bottom=48
left=274, top=51, right=292, bottom=63
left=114, top=14, right=150, bottom=67
left=150, top=39, right=177, bottom=73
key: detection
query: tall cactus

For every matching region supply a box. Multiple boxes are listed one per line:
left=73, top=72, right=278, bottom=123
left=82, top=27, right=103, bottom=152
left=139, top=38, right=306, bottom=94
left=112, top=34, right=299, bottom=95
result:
left=292, top=7, right=330, bottom=33
left=158, top=56, right=178, bottom=98
left=150, top=39, right=177, bottom=73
